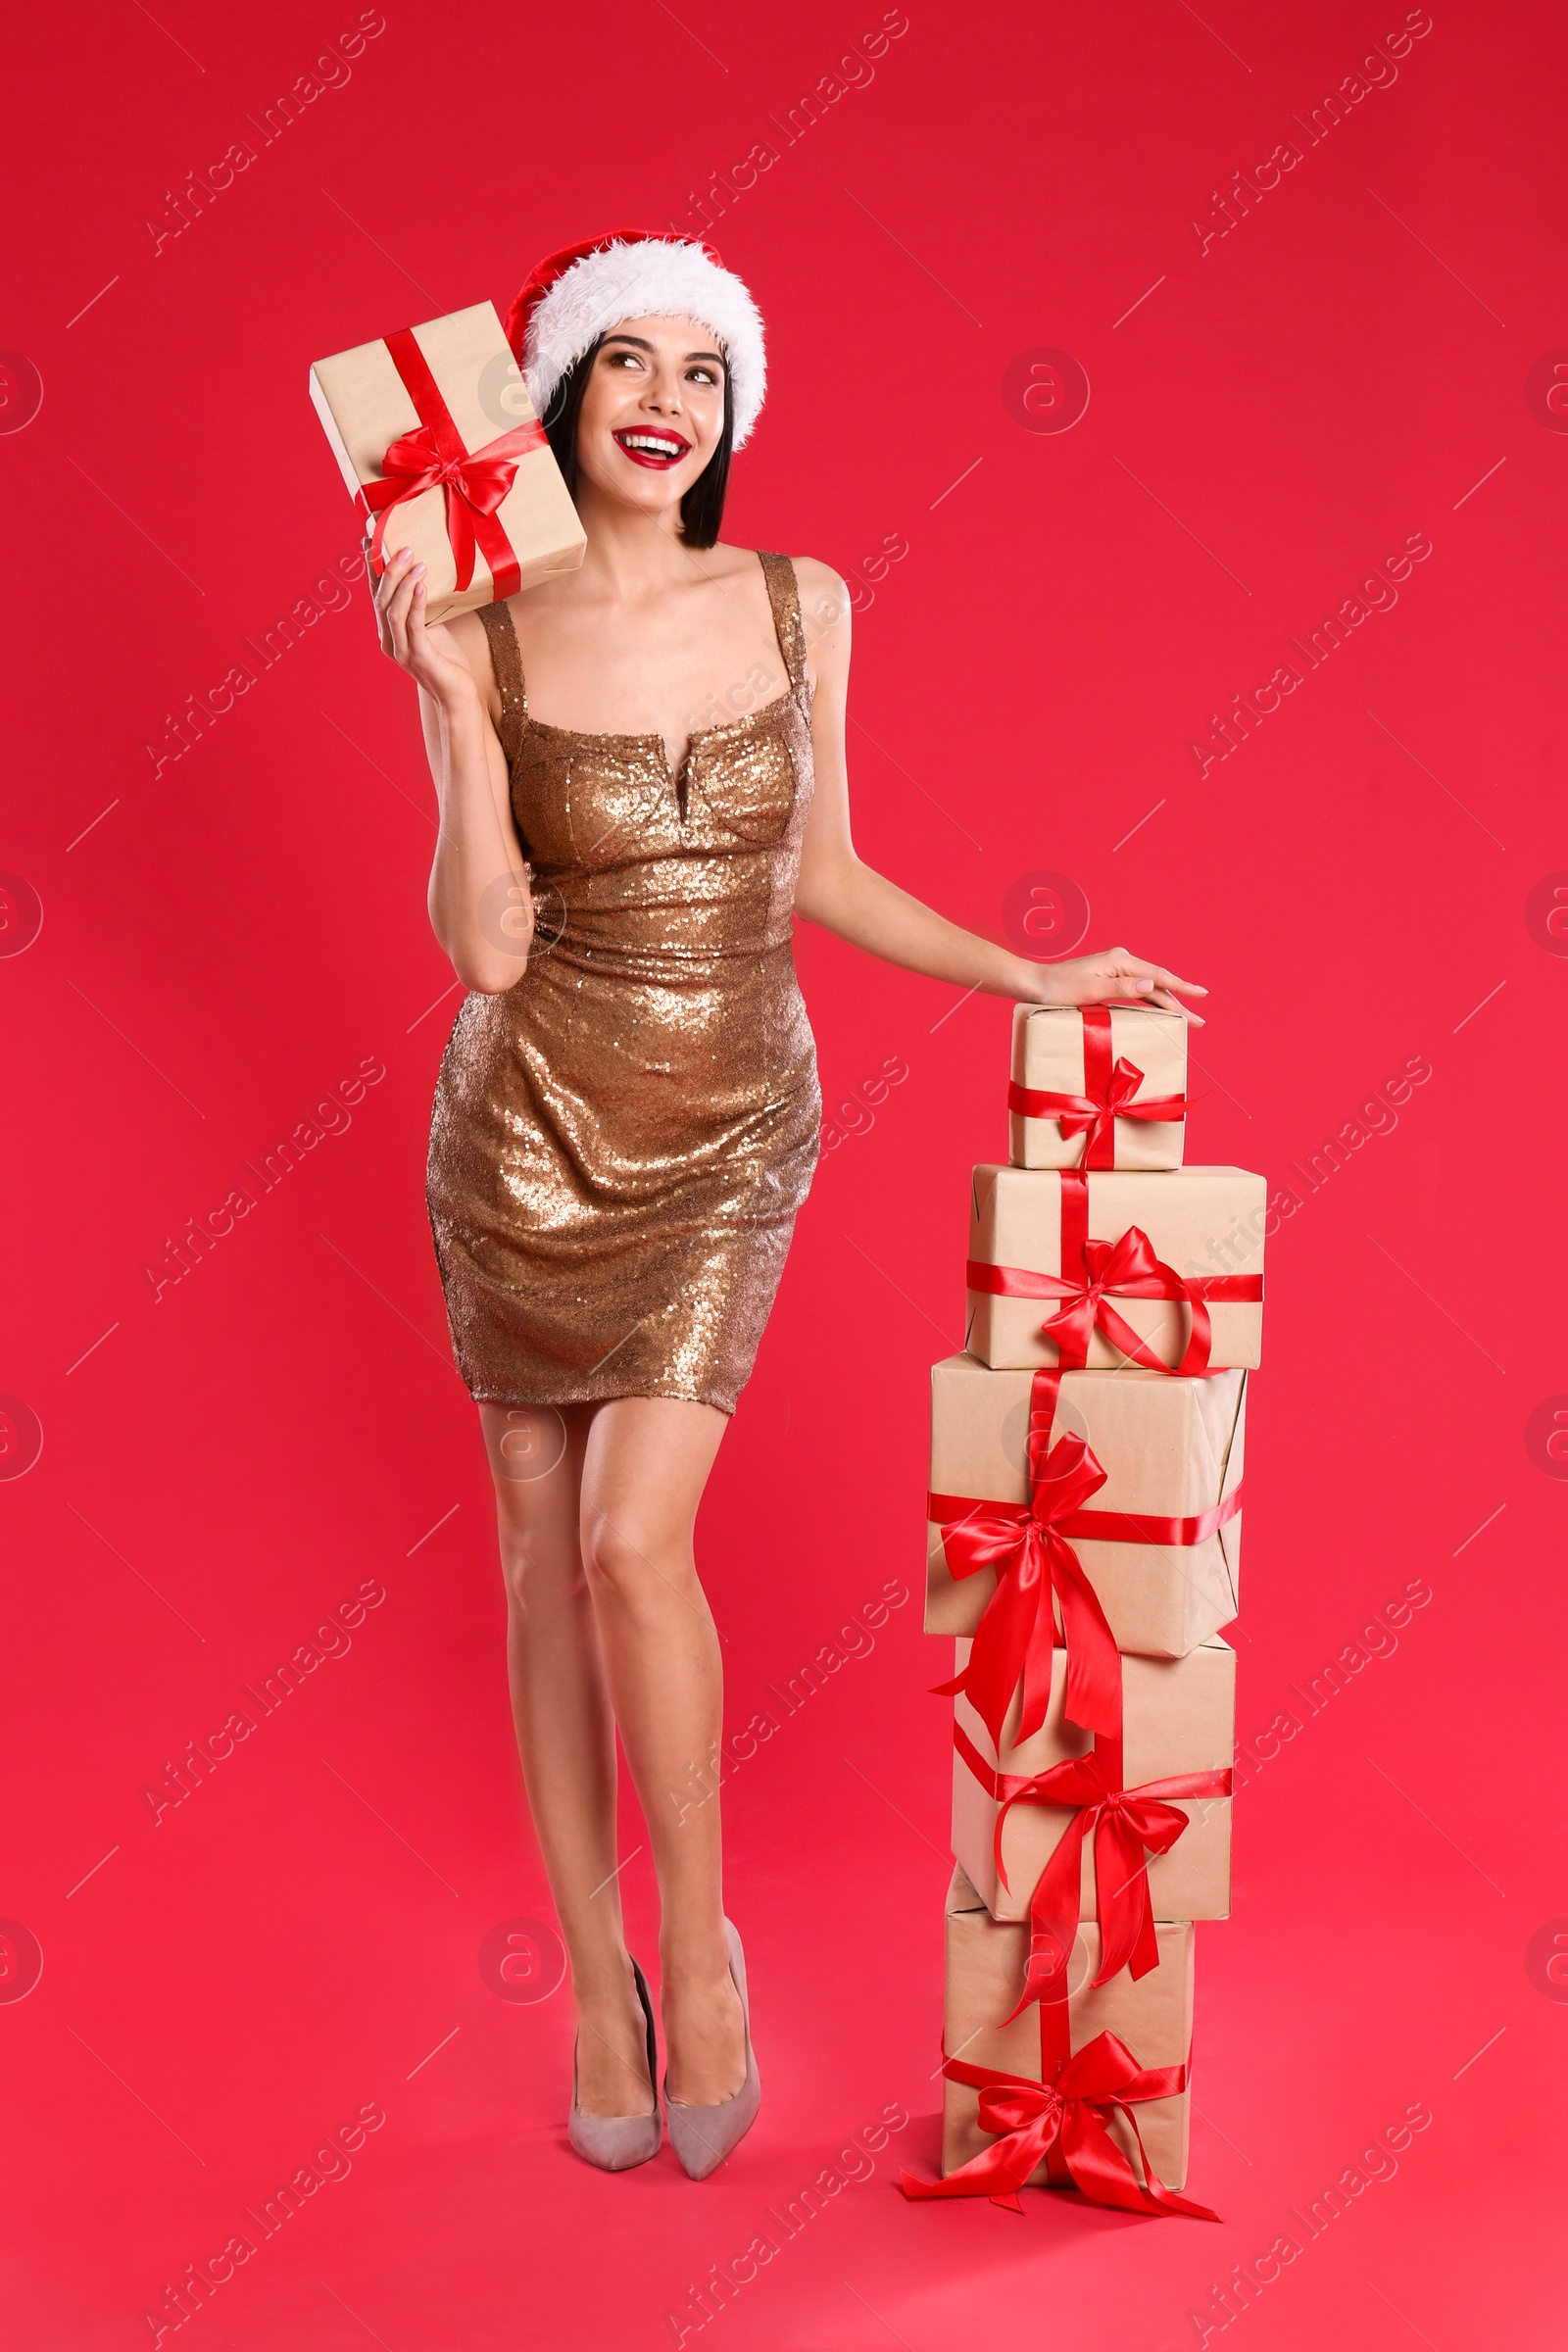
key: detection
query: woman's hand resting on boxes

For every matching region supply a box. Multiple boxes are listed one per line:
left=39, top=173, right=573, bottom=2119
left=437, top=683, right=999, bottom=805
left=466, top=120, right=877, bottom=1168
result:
left=1013, top=947, right=1206, bottom=1026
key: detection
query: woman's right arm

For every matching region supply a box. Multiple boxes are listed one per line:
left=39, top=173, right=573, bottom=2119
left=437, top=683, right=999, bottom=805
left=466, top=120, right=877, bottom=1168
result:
left=373, top=542, right=533, bottom=995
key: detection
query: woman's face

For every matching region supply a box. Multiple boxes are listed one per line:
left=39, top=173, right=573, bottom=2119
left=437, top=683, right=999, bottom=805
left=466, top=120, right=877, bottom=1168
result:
left=572, top=315, right=727, bottom=519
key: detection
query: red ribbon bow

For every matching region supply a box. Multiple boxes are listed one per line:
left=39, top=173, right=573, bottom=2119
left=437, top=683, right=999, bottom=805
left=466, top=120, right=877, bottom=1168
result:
left=930, top=1364, right=1244, bottom=1747
left=955, top=1720, right=1232, bottom=2015
left=967, top=1162, right=1261, bottom=1431
left=900, top=2021, right=1218, bottom=2219
left=357, top=327, right=547, bottom=597
left=968, top=1222, right=1216, bottom=1384
left=1008, top=1003, right=1188, bottom=1169
left=1041, top=1225, right=1210, bottom=1368
left=931, top=1423, right=1122, bottom=1745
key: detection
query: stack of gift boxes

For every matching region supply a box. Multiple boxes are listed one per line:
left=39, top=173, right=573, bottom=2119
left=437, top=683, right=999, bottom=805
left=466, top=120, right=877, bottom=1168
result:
left=902, top=1001, right=1264, bottom=2218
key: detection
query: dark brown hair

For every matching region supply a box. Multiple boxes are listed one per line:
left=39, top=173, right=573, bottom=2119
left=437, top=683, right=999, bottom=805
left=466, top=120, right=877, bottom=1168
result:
left=542, top=335, right=734, bottom=550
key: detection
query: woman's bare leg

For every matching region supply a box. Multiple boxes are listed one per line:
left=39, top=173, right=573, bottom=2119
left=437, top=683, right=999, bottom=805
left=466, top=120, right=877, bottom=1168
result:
left=577, top=1397, right=747, bottom=2107
left=480, top=1401, right=653, bottom=2121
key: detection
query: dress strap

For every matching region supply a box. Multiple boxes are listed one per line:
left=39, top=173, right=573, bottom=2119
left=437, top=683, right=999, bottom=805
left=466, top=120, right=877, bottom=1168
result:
left=477, top=598, right=526, bottom=767
left=757, top=551, right=808, bottom=693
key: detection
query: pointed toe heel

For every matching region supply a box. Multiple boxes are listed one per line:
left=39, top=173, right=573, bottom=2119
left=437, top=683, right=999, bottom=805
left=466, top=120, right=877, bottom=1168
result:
left=568, top=1958, right=662, bottom=2173
left=665, top=1920, right=760, bottom=2181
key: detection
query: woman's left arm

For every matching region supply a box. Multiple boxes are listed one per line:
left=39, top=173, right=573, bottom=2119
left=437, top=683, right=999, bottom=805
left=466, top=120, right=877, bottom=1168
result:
left=790, top=561, right=1205, bottom=1022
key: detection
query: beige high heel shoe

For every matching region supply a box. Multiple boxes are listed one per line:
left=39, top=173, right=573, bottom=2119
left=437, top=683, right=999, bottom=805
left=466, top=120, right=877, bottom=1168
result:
left=567, top=1958, right=662, bottom=2173
left=665, top=1920, right=760, bottom=2181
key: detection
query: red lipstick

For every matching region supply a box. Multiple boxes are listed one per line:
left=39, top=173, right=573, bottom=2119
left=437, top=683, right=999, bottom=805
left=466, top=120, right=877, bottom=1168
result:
left=612, top=427, right=692, bottom=469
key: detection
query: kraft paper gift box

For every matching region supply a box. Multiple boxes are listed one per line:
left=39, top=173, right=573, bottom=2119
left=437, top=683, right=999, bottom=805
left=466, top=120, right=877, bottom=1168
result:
left=951, top=1638, right=1234, bottom=1926
left=943, top=1865, right=1194, bottom=2191
left=925, top=1356, right=1246, bottom=1658
left=1009, top=1002, right=1188, bottom=1170
left=310, top=302, right=586, bottom=625
left=966, top=1163, right=1266, bottom=1371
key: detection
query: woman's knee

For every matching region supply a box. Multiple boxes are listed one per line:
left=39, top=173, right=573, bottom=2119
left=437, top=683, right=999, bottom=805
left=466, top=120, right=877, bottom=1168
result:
left=579, top=1508, right=695, bottom=1610
left=491, top=1453, right=584, bottom=1611
left=499, top=1535, right=584, bottom=1616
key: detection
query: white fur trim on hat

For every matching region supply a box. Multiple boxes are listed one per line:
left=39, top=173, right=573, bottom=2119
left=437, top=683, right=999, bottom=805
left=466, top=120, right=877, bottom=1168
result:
left=521, top=238, right=767, bottom=449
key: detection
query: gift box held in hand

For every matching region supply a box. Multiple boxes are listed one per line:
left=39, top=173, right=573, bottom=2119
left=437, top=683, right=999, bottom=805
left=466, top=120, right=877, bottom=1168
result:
left=310, top=302, right=586, bottom=624
left=951, top=1637, right=1234, bottom=1945
left=1009, top=1002, right=1188, bottom=1170
left=966, top=1162, right=1265, bottom=1372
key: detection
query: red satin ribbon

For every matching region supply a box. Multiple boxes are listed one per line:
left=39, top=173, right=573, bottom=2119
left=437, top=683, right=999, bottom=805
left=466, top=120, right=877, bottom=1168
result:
left=357, top=327, right=547, bottom=597
left=1009, top=1004, right=1187, bottom=1168
left=954, top=1719, right=1232, bottom=2013
left=929, top=1374, right=1244, bottom=1747
left=971, top=1259, right=1262, bottom=1309
left=969, top=1165, right=1261, bottom=1426
left=931, top=1484, right=1243, bottom=1550
left=968, top=1223, right=1221, bottom=1380
left=900, top=2017, right=1217, bottom=2219
left=930, top=1415, right=1123, bottom=1745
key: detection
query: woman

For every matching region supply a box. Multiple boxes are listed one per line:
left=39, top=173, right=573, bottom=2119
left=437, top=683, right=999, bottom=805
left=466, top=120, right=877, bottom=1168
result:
left=371, top=231, right=1203, bottom=2178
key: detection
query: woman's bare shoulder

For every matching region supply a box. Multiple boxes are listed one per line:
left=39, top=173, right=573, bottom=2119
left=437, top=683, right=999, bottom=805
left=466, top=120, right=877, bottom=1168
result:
left=710, top=542, right=847, bottom=603
left=787, top=554, right=851, bottom=622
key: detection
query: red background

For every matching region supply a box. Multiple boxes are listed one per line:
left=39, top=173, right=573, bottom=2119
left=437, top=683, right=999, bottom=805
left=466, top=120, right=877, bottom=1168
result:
left=3, top=2, right=1566, bottom=2345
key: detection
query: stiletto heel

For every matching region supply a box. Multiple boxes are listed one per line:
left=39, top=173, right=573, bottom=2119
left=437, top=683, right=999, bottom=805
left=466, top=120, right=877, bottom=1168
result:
left=568, top=1958, right=662, bottom=2173
left=665, top=1919, right=760, bottom=2180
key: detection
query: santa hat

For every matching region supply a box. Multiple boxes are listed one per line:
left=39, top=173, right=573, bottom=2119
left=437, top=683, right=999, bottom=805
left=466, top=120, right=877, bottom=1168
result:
left=505, top=230, right=767, bottom=449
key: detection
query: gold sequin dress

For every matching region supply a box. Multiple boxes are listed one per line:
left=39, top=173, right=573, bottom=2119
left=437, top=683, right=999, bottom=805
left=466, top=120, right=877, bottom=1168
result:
left=426, top=551, right=820, bottom=1415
